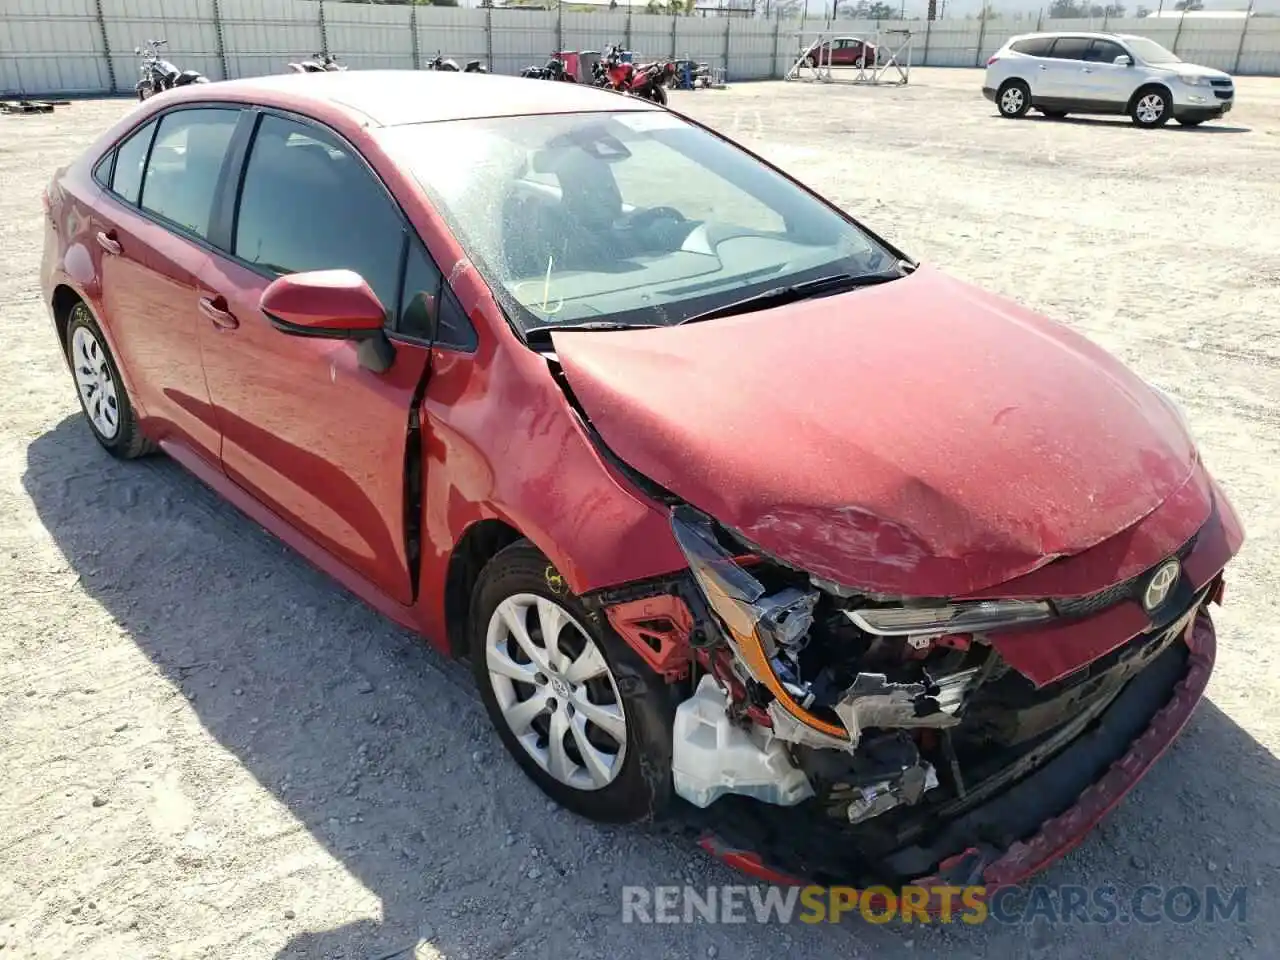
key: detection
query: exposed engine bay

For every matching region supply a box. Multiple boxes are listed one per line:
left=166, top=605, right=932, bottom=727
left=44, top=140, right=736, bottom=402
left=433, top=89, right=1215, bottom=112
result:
left=653, top=504, right=1204, bottom=831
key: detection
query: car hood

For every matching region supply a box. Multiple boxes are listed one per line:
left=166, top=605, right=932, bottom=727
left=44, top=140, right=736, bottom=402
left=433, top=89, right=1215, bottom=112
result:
left=1160, top=62, right=1230, bottom=80
left=551, top=266, right=1198, bottom=598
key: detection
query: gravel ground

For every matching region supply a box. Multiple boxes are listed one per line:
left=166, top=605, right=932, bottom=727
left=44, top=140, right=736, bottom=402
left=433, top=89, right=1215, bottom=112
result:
left=1, top=68, right=1278, bottom=959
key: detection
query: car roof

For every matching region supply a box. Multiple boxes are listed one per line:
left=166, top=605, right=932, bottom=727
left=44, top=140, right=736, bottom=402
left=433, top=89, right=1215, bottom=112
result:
left=167, top=70, right=661, bottom=128
left=1008, top=30, right=1128, bottom=41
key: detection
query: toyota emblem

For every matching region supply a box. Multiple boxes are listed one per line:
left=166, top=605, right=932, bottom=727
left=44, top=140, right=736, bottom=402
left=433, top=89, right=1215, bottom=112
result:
left=1142, top=559, right=1181, bottom=612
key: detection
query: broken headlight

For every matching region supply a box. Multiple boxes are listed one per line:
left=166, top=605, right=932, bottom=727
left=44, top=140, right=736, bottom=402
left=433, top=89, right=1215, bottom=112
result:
left=670, top=505, right=845, bottom=742
left=847, top=600, right=1053, bottom=636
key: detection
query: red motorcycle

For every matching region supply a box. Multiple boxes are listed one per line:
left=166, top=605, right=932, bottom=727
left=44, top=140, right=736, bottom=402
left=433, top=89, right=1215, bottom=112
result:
left=601, top=46, right=673, bottom=105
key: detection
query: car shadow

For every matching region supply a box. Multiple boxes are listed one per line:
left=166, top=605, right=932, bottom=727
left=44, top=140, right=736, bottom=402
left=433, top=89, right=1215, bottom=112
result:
left=1017, top=113, right=1252, bottom=134
left=21, top=415, right=1275, bottom=958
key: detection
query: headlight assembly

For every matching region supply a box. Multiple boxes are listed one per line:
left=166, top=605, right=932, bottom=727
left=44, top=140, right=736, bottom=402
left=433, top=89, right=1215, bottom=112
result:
left=846, top=600, right=1053, bottom=636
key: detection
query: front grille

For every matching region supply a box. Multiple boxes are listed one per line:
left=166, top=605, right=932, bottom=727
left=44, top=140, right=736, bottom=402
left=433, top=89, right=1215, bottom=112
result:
left=1052, top=533, right=1197, bottom=620
left=1210, top=78, right=1233, bottom=87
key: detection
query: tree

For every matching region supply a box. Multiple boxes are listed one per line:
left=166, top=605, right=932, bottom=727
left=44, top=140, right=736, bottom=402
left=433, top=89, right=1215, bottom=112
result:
left=839, top=0, right=897, bottom=18
left=1174, top=0, right=1205, bottom=9
left=1048, top=0, right=1086, bottom=17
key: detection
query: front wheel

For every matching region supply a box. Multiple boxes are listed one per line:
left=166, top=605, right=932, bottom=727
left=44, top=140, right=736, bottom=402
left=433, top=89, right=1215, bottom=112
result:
left=136, top=82, right=153, bottom=101
left=470, top=541, right=674, bottom=823
left=1131, top=87, right=1172, bottom=128
left=997, top=80, right=1031, bottom=118
left=647, top=84, right=668, bottom=106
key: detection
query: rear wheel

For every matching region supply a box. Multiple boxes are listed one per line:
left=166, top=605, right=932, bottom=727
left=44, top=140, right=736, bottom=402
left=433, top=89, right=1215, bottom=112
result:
left=470, top=541, right=675, bottom=823
left=1131, top=87, right=1172, bottom=128
left=65, top=302, right=155, bottom=459
left=647, top=84, right=668, bottom=106
left=997, top=80, right=1031, bottom=118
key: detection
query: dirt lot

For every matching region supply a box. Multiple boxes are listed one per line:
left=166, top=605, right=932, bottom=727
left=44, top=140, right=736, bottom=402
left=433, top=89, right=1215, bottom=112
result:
left=1, top=67, right=1278, bottom=959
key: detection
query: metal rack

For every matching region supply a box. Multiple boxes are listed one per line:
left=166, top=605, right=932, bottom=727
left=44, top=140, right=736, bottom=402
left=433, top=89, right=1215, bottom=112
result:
left=785, top=29, right=912, bottom=86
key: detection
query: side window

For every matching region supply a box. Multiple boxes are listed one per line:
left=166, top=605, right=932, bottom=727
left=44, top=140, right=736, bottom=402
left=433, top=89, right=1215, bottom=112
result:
left=140, top=108, right=239, bottom=238
left=399, top=241, right=478, bottom=350
left=233, top=114, right=405, bottom=320
left=105, top=119, right=157, bottom=205
left=1011, top=38, right=1053, bottom=57
left=1087, top=40, right=1126, bottom=63
left=1047, top=37, right=1091, bottom=61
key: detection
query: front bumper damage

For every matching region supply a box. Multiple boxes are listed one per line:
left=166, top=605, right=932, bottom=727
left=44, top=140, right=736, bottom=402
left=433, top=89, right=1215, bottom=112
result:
left=694, top=610, right=1216, bottom=898
left=588, top=490, right=1240, bottom=894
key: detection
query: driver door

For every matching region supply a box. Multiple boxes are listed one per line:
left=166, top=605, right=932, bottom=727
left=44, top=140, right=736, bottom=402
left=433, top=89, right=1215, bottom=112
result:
left=195, top=112, right=433, bottom=604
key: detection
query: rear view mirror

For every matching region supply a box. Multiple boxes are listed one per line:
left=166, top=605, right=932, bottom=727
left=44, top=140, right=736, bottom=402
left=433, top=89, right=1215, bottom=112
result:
left=261, top=270, right=396, bottom=371
left=134, top=46, right=142, bottom=54
left=1114, top=55, right=1132, bottom=66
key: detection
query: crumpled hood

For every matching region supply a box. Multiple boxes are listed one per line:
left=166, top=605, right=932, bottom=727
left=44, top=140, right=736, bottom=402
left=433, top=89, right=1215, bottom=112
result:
left=552, top=266, right=1199, bottom=597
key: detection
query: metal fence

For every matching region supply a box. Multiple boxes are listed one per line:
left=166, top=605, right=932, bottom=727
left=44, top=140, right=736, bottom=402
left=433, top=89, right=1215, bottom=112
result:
left=2, top=0, right=1279, bottom=97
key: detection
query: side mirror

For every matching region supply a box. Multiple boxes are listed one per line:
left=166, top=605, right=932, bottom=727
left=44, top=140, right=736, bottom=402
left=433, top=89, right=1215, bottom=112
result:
left=135, top=47, right=142, bottom=55
left=260, top=270, right=396, bottom=372
left=1114, top=55, right=1132, bottom=66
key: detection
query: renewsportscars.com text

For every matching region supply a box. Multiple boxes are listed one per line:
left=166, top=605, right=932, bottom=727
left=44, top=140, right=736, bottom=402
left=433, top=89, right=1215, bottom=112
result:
left=621, top=884, right=1248, bottom=926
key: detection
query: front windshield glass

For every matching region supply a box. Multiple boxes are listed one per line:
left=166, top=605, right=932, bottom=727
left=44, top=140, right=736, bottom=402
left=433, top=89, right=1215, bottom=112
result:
left=1125, top=37, right=1182, bottom=64
left=378, top=111, right=901, bottom=333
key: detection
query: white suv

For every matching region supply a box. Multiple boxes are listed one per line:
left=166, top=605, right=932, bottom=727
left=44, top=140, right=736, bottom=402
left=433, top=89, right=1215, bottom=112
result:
left=983, top=32, right=1235, bottom=128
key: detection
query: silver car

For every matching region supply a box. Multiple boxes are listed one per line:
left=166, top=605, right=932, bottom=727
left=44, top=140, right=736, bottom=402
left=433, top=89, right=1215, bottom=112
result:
left=983, top=31, right=1235, bottom=128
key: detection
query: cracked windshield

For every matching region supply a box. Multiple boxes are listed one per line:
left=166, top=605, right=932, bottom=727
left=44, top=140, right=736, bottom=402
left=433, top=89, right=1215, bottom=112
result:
left=380, top=109, right=899, bottom=332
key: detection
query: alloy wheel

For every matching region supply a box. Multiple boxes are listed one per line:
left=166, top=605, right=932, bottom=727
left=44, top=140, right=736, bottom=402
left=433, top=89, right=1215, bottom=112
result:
left=484, top=593, right=628, bottom=791
left=1136, top=93, right=1165, bottom=125
left=71, top=324, right=120, bottom=440
left=1000, top=87, right=1025, bottom=115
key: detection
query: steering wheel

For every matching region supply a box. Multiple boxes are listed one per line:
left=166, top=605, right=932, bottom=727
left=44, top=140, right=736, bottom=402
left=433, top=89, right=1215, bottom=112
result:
left=626, top=206, right=686, bottom=229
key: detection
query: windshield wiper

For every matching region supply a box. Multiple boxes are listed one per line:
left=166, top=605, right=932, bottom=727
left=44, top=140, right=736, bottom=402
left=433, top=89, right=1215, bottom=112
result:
left=677, top=268, right=908, bottom=326
left=524, top=321, right=662, bottom=342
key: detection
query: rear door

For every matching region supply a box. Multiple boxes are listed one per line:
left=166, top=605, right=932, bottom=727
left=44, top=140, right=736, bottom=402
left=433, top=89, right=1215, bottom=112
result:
left=1039, top=36, right=1092, bottom=102
left=91, top=106, right=242, bottom=465
left=195, top=111, right=435, bottom=603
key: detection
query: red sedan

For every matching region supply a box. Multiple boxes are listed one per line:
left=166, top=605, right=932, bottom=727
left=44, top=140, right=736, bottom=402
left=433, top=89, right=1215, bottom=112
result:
left=41, top=71, right=1242, bottom=893
left=806, top=36, right=879, bottom=68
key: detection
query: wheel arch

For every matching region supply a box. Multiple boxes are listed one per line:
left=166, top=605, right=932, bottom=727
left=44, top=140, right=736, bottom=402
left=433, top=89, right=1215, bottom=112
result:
left=1128, top=81, right=1172, bottom=113
left=443, top=517, right=525, bottom=659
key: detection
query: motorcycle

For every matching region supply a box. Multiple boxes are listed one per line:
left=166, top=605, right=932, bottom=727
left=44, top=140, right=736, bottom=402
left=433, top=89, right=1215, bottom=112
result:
left=599, top=46, right=673, bottom=105
left=519, top=55, right=576, bottom=82
left=286, top=52, right=346, bottom=74
left=426, top=52, right=488, bottom=73
left=134, top=39, right=208, bottom=100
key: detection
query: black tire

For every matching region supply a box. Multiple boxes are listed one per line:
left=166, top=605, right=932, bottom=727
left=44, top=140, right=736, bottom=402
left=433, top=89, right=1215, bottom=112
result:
left=1176, top=117, right=1206, bottom=127
left=469, top=541, right=675, bottom=824
left=1130, top=86, right=1172, bottom=128
left=648, top=84, right=668, bottom=106
left=1039, top=109, right=1068, bottom=119
left=64, top=301, right=156, bottom=459
left=996, top=80, right=1031, bottom=118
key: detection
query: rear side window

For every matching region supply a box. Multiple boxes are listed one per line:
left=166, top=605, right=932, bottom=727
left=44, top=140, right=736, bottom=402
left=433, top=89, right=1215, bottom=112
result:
left=107, top=120, right=157, bottom=205
left=1086, top=39, right=1127, bottom=63
left=1010, top=37, right=1053, bottom=57
left=233, top=114, right=406, bottom=320
left=140, top=108, right=240, bottom=239
left=1047, top=37, right=1091, bottom=61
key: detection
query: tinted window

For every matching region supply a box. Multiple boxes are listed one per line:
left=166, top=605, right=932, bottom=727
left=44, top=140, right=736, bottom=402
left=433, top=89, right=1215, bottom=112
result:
left=1010, top=37, right=1054, bottom=57
left=108, top=120, right=157, bottom=205
left=234, top=115, right=405, bottom=320
left=399, top=241, right=477, bottom=350
left=1048, top=37, right=1091, bottom=61
left=1087, top=40, right=1127, bottom=63
left=140, top=108, right=239, bottom=238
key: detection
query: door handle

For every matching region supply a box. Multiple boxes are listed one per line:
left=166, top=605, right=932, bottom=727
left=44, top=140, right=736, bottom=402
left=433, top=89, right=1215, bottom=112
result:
left=1039, top=64, right=1048, bottom=71
left=95, top=231, right=121, bottom=256
left=1082, top=67, right=1094, bottom=74
left=198, top=295, right=239, bottom=330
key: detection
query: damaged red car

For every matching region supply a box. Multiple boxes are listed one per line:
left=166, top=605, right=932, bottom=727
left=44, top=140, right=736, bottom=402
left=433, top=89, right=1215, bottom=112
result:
left=42, top=71, right=1243, bottom=892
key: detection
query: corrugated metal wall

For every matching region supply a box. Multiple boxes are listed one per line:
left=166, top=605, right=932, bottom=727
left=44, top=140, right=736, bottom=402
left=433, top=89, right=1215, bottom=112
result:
left=3, top=0, right=1279, bottom=98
